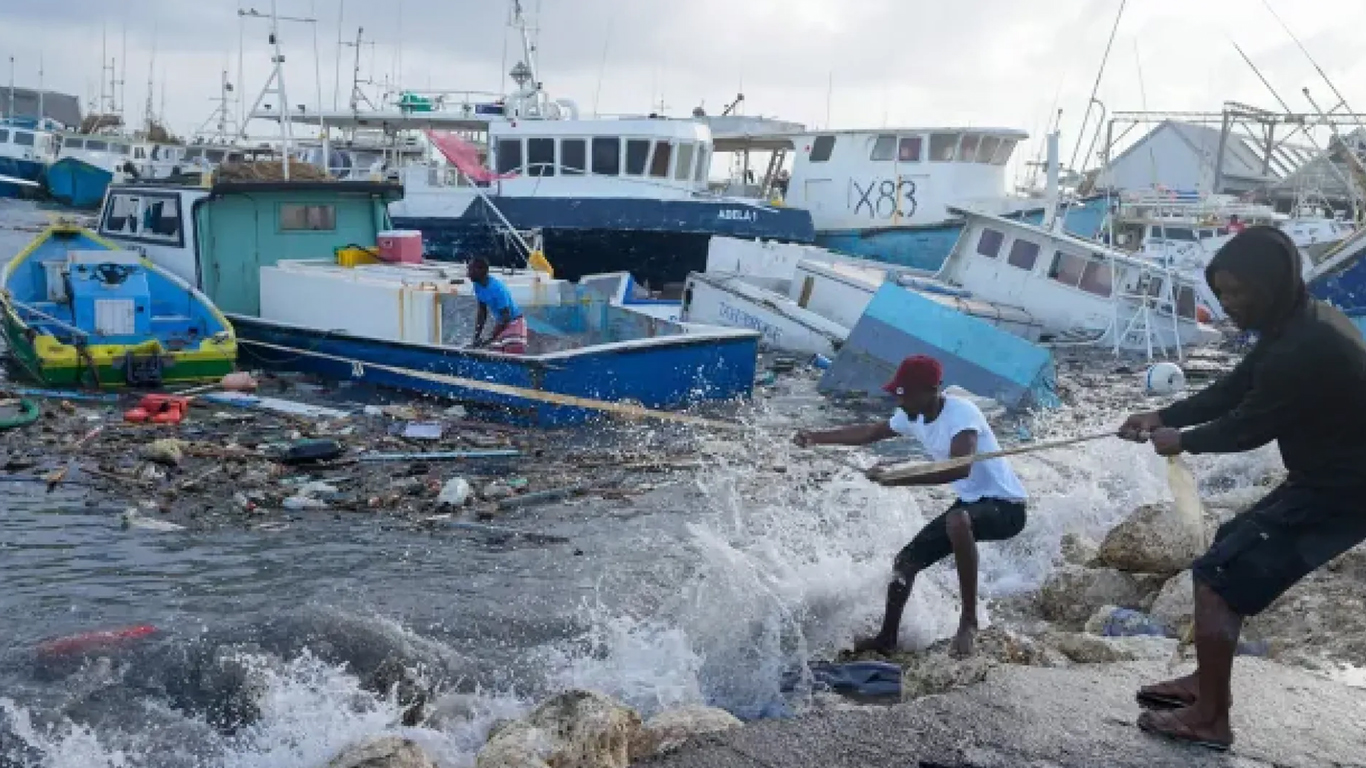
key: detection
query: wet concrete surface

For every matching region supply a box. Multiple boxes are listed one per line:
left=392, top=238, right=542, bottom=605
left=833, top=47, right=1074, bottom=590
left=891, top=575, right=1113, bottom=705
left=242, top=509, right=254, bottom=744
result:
left=641, top=660, right=1366, bottom=768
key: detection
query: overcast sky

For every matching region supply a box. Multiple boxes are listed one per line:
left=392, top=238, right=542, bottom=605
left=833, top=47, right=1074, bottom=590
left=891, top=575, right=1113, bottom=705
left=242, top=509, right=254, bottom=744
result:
left=5, top=0, right=1366, bottom=179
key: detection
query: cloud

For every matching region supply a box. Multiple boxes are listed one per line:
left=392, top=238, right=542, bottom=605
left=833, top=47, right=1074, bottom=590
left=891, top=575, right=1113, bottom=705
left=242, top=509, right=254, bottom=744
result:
left=2, top=0, right=1365, bottom=179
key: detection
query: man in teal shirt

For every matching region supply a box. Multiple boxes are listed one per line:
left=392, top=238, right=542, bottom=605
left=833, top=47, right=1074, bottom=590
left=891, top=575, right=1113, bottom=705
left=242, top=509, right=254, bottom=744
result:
left=468, top=257, right=527, bottom=354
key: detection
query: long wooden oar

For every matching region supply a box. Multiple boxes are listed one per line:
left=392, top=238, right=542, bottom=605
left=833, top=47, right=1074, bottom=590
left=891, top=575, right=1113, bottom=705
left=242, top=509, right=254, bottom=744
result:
left=240, top=339, right=745, bottom=431
left=877, top=429, right=1117, bottom=481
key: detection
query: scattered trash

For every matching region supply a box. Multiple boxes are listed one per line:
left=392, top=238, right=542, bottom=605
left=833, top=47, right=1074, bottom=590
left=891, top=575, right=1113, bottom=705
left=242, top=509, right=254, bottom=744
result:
left=203, top=392, right=350, bottom=420
left=358, top=449, right=520, bottom=462
left=0, top=397, right=40, bottom=430
left=271, top=439, right=345, bottom=465
left=381, top=404, right=419, bottom=421
left=1144, top=362, right=1186, bottom=395
left=437, top=477, right=472, bottom=507
left=283, top=495, right=329, bottom=511
left=139, top=438, right=187, bottom=467
left=297, top=481, right=340, bottom=496
left=811, top=353, right=833, bottom=370
left=481, top=481, right=516, bottom=501
left=806, top=660, right=902, bottom=700
left=363, top=405, right=385, bottom=416
left=4, top=387, right=119, bottom=403
left=444, top=405, right=468, bottom=419
left=756, top=371, right=777, bottom=386
left=496, top=482, right=590, bottom=510
left=220, top=371, right=259, bottom=391
left=124, top=394, right=190, bottom=425
left=770, top=357, right=797, bottom=373
left=35, top=624, right=158, bottom=656
left=402, top=421, right=443, bottom=440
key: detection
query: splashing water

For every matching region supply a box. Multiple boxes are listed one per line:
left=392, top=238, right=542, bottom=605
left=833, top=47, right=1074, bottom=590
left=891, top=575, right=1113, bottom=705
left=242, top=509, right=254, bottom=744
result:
left=0, top=323, right=1284, bottom=766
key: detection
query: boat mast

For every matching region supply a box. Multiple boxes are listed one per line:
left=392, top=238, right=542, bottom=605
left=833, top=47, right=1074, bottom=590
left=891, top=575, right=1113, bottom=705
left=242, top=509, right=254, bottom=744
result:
left=239, top=0, right=318, bottom=178
left=6, top=56, right=13, bottom=121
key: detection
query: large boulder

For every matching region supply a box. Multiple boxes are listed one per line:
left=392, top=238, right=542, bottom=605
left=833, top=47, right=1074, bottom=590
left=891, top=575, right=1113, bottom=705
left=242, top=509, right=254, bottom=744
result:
left=630, top=706, right=742, bottom=759
left=325, top=737, right=438, bottom=768
left=476, top=689, right=641, bottom=768
left=1037, top=566, right=1153, bottom=627
left=1097, top=503, right=1206, bottom=576
left=1149, top=571, right=1195, bottom=635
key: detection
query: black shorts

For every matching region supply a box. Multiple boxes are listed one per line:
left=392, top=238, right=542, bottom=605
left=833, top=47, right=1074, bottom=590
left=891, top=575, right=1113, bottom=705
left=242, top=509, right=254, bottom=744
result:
left=1192, top=482, right=1366, bottom=617
left=893, top=497, right=1028, bottom=575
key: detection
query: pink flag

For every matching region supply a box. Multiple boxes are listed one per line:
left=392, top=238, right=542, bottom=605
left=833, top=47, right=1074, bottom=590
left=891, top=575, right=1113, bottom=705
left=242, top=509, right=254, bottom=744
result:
left=425, top=130, right=517, bottom=183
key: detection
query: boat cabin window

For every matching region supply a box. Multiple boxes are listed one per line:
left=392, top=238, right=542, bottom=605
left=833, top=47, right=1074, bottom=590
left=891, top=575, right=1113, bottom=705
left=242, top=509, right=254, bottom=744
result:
left=86, top=140, right=108, bottom=152
left=133, top=146, right=146, bottom=159
left=185, top=148, right=204, bottom=160
left=1048, top=250, right=1087, bottom=287
left=929, top=133, right=958, bottom=162
left=527, top=138, right=555, bottom=177
left=13, top=131, right=34, bottom=147
left=991, top=139, right=1017, bottom=165
left=957, top=135, right=979, bottom=163
left=1176, top=285, right=1197, bottom=319
left=649, top=140, right=672, bottom=178
left=674, top=142, right=695, bottom=180
left=1164, top=227, right=1196, bottom=242
left=1145, top=277, right=1165, bottom=298
left=0, top=129, right=7, bottom=143
left=226, top=152, right=244, bottom=164
left=496, top=138, right=522, bottom=174
left=976, top=136, right=1000, bottom=163
left=1079, top=259, right=1113, bottom=297
left=809, top=135, right=835, bottom=162
left=279, top=204, right=336, bottom=232
left=898, top=137, right=922, bottom=162
left=625, top=139, right=650, bottom=175
left=591, top=137, right=620, bottom=175
left=103, top=194, right=142, bottom=234
left=976, top=228, right=1005, bottom=258
left=64, top=137, right=83, bottom=149
left=140, top=196, right=182, bottom=241
left=1047, top=250, right=1113, bottom=297
left=562, top=138, right=586, bottom=175
left=1007, top=238, right=1040, bottom=270
left=870, top=135, right=896, bottom=161
left=206, top=150, right=226, bottom=163
left=694, top=147, right=710, bottom=182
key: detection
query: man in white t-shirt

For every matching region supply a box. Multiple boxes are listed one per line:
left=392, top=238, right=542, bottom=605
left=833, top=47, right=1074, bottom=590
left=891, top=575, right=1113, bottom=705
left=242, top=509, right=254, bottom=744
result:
left=794, top=354, right=1029, bottom=657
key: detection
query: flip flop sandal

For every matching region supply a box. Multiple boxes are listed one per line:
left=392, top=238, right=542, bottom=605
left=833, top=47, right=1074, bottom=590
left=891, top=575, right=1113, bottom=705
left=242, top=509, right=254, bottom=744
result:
left=1137, top=710, right=1232, bottom=752
left=1135, top=680, right=1198, bottom=710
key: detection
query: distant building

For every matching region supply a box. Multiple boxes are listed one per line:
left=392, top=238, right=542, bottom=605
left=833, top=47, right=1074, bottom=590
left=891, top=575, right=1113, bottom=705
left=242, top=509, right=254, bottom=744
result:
left=0, top=87, right=82, bottom=130
left=1265, top=127, right=1366, bottom=213
left=1096, top=120, right=1316, bottom=198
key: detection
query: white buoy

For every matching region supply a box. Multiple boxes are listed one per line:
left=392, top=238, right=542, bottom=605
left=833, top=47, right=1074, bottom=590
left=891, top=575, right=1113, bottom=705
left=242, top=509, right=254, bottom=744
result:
left=1145, top=362, right=1186, bottom=395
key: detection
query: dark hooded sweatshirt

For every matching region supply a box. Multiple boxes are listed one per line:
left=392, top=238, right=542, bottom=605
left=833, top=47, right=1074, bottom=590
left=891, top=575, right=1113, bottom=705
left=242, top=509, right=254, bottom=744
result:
left=1158, top=226, right=1366, bottom=489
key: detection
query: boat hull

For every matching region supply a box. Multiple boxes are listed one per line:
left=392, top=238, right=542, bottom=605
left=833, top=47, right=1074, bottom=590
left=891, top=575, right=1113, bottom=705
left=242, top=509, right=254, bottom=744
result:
left=232, top=314, right=760, bottom=427
left=45, top=158, right=113, bottom=208
left=0, top=157, right=45, bottom=199
left=392, top=196, right=815, bottom=289
left=814, top=196, right=1111, bottom=272
left=0, top=306, right=236, bottom=387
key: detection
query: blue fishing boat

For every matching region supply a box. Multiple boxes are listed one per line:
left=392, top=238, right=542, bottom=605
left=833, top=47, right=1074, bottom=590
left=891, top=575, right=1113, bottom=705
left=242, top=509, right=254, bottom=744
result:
left=1307, top=231, right=1366, bottom=334
left=0, top=222, right=237, bottom=388
left=45, top=156, right=116, bottom=208
left=0, top=120, right=56, bottom=199
left=95, top=179, right=762, bottom=426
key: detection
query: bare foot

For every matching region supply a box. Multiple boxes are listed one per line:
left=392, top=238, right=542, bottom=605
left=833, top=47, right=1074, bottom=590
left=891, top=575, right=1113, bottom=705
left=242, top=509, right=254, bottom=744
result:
left=1137, top=672, right=1200, bottom=709
left=852, top=634, right=896, bottom=654
left=1137, top=705, right=1233, bottom=751
left=949, top=624, right=976, bottom=658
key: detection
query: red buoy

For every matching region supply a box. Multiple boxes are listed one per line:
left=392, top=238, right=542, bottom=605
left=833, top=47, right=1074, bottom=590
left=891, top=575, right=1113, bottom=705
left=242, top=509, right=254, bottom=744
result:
left=36, top=624, right=158, bottom=656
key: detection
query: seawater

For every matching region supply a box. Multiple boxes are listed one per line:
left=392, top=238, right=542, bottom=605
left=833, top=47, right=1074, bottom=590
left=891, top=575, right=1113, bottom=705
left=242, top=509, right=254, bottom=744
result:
left=0, top=198, right=1285, bottom=768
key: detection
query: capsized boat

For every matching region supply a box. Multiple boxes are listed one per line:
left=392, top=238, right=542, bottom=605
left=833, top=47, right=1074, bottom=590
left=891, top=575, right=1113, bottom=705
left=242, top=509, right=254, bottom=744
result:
left=0, top=223, right=237, bottom=388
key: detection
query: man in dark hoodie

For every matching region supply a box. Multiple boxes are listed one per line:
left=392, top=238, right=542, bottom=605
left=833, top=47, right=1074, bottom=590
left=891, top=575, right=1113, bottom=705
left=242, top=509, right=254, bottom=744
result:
left=1118, top=225, right=1366, bottom=751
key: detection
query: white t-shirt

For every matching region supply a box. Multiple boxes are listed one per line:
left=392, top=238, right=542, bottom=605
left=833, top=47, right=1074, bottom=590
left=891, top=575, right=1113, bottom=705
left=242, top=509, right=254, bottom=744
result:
left=888, top=395, right=1028, bottom=503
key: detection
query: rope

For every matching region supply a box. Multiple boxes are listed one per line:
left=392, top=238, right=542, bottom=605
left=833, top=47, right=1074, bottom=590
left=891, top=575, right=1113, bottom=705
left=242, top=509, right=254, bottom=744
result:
left=240, top=338, right=746, bottom=430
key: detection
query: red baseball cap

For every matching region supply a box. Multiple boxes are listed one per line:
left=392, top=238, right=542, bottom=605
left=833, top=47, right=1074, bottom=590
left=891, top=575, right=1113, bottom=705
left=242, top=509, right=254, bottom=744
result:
left=883, top=355, right=943, bottom=394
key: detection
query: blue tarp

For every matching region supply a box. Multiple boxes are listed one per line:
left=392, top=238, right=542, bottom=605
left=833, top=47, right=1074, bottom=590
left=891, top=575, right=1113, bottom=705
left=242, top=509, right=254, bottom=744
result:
left=818, top=283, right=1060, bottom=411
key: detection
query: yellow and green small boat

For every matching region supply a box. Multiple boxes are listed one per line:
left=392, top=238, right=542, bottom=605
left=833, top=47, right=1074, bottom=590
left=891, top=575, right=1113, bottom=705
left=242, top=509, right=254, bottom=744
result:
left=0, top=222, right=237, bottom=388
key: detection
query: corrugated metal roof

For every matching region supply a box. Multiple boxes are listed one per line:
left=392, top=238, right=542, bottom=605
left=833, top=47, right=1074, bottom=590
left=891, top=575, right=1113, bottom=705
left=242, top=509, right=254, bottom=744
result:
left=0, top=88, right=82, bottom=129
left=1109, top=120, right=1314, bottom=185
